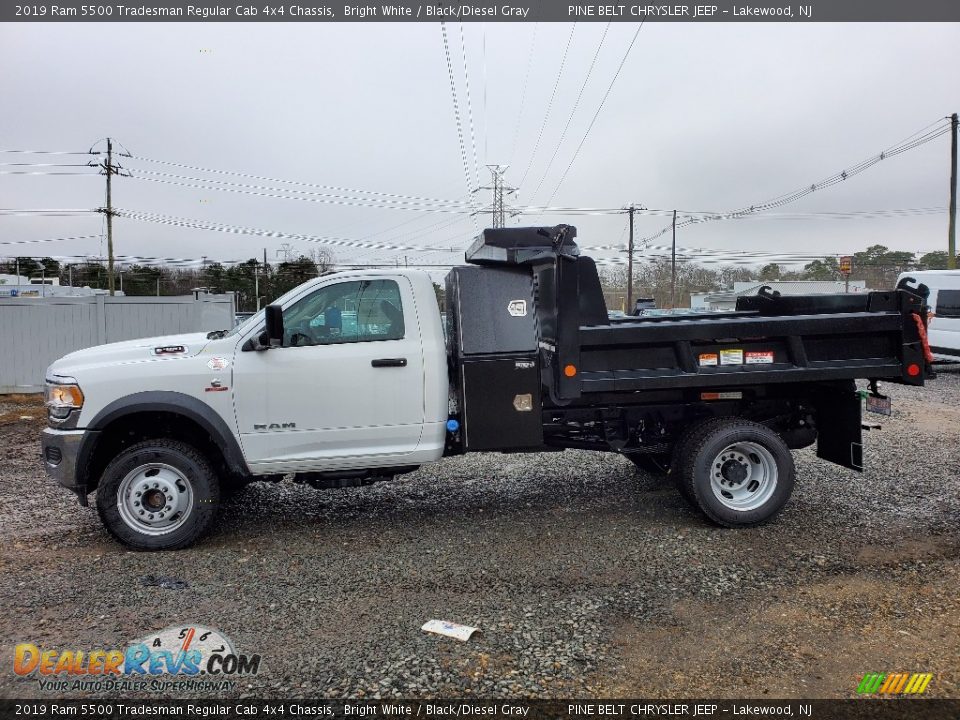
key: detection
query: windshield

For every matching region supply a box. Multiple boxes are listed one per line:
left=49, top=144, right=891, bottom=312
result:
left=222, top=309, right=264, bottom=338
left=220, top=277, right=336, bottom=338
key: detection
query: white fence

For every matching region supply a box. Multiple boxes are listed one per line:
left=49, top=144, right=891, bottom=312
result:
left=0, top=293, right=236, bottom=393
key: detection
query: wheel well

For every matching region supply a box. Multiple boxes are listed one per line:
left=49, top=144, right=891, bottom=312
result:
left=85, top=411, right=242, bottom=492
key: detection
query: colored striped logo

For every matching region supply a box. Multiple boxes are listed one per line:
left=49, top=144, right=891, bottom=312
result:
left=857, top=672, right=932, bottom=695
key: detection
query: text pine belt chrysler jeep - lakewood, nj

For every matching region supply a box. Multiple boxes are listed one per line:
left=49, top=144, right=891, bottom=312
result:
left=41, top=225, right=935, bottom=550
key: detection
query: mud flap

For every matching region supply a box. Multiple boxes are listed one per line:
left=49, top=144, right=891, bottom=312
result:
left=815, top=388, right=863, bottom=471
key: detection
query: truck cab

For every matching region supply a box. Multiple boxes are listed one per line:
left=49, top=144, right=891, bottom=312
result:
left=42, top=268, right=448, bottom=549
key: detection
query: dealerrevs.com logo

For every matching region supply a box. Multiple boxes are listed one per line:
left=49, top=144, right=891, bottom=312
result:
left=13, top=625, right=261, bottom=693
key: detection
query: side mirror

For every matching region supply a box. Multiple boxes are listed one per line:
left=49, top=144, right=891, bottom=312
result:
left=264, top=305, right=284, bottom=347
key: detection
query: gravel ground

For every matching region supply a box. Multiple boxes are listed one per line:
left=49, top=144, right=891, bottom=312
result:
left=0, top=370, right=958, bottom=700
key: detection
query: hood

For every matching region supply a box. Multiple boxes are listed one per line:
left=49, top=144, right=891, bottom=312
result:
left=47, top=332, right=213, bottom=378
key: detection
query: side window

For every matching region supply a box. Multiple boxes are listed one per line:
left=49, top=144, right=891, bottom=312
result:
left=281, top=279, right=405, bottom=347
left=936, top=289, right=960, bottom=319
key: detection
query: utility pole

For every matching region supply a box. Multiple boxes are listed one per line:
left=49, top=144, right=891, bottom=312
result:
left=254, top=260, right=260, bottom=311
left=473, top=164, right=516, bottom=228
left=68, top=264, right=72, bottom=287
left=626, top=205, right=635, bottom=312
left=102, top=138, right=117, bottom=295
left=949, top=112, right=958, bottom=270
left=670, top=210, right=677, bottom=309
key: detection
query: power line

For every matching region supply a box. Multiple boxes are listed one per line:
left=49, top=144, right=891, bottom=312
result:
left=517, top=23, right=577, bottom=188
left=637, top=118, right=953, bottom=244
left=458, top=22, right=480, bottom=189
left=0, top=170, right=99, bottom=176
left=0, top=149, right=90, bottom=155
left=481, top=23, right=489, bottom=163
left=126, top=173, right=475, bottom=214
left=0, top=208, right=99, bottom=216
left=0, top=162, right=96, bottom=168
left=113, top=208, right=469, bottom=254
left=0, top=234, right=101, bottom=247
left=529, top=22, right=611, bottom=203
left=508, top=20, right=539, bottom=164
left=344, top=214, right=471, bottom=264
left=542, top=22, right=645, bottom=208
left=440, top=21, right=476, bottom=215
left=125, top=167, right=471, bottom=210
left=125, top=160, right=469, bottom=207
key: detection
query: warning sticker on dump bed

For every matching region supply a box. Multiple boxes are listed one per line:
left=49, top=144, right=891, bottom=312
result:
left=698, top=353, right=718, bottom=366
left=745, top=351, right=775, bottom=364
left=720, top=349, right=744, bottom=365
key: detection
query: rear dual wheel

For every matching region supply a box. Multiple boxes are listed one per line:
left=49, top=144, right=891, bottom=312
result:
left=674, top=417, right=795, bottom=528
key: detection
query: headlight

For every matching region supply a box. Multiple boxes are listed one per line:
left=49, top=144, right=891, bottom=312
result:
left=45, top=380, right=84, bottom=421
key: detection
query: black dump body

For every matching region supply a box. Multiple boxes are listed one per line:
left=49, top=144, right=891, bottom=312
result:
left=445, top=225, right=932, bottom=470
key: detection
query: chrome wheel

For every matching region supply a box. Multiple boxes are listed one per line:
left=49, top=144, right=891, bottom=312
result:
left=709, top=441, right=778, bottom=512
left=116, top=463, right=194, bottom=536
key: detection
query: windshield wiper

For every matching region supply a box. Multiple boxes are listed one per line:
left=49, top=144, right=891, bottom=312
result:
left=206, top=329, right=230, bottom=339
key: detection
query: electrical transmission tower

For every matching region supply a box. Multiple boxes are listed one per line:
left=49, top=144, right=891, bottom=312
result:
left=276, top=243, right=296, bottom=262
left=472, top=164, right=517, bottom=228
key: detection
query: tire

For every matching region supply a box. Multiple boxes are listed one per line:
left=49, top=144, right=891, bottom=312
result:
left=96, top=439, right=220, bottom=551
left=676, top=417, right=795, bottom=528
left=670, top=423, right=704, bottom=507
left=627, top=453, right=672, bottom=476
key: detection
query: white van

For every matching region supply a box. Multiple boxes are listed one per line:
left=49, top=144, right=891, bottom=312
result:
left=898, top=269, right=960, bottom=362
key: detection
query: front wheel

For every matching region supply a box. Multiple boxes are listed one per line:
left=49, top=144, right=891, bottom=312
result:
left=96, top=439, right=220, bottom=550
left=677, top=418, right=795, bottom=528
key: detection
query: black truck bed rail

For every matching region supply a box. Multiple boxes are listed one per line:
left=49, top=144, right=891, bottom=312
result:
left=577, top=309, right=909, bottom=393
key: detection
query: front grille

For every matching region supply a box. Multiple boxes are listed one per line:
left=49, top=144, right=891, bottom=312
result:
left=44, top=446, right=63, bottom=465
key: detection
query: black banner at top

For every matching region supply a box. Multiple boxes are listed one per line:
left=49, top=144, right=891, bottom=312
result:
left=3, top=0, right=960, bottom=22
left=1, top=700, right=960, bottom=720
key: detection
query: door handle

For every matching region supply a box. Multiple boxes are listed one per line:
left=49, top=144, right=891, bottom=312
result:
left=371, top=358, right=407, bottom=368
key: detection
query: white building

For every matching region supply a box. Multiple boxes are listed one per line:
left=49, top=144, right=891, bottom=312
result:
left=691, top=280, right=868, bottom=312
left=0, top=274, right=31, bottom=286
left=0, top=277, right=122, bottom=298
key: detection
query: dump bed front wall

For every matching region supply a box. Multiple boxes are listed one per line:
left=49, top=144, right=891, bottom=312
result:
left=446, top=266, right=537, bottom=357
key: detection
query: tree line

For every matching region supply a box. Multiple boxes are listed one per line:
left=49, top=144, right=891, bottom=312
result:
left=0, top=245, right=951, bottom=312
left=600, top=246, right=951, bottom=310
left=0, top=251, right=332, bottom=312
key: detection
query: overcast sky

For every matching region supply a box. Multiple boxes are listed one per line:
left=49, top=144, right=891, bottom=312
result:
left=1, top=21, right=959, bottom=270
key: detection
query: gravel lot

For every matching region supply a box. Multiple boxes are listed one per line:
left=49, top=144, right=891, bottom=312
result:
left=0, top=369, right=958, bottom=700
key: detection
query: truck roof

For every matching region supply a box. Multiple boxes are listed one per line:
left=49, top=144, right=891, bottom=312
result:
left=327, top=267, right=436, bottom=279
left=897, top=269, right=960, bottom=278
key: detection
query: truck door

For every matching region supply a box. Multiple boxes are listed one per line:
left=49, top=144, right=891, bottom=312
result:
left=235, top=276, right=426, bottom=472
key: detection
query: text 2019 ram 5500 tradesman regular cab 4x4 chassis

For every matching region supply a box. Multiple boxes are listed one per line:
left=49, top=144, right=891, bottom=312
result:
left=41, top=226, right=935, bottom=550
